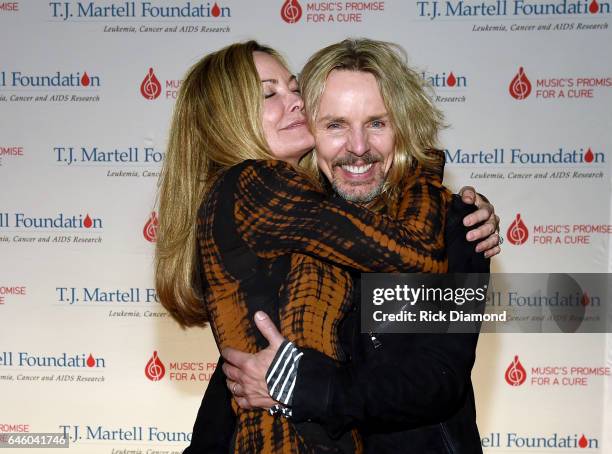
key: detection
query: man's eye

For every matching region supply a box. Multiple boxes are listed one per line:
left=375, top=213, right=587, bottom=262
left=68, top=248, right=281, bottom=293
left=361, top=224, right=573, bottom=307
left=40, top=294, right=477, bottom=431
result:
left=327, top=122, right=341, bottom=129
left=371, top=120, right=385, bottom=128
left=264, top=92, right=276, bottom=99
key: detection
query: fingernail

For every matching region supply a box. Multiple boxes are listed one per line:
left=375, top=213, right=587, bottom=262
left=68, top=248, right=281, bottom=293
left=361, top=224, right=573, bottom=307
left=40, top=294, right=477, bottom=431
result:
left=255, top=311, right=267, bottom=321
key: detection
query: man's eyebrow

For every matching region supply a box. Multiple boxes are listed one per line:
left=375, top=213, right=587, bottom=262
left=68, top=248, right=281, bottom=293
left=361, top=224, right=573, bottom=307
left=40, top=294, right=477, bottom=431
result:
left=317, top=115, right=347, bottom=123
left=366, top=113, right=390, bottom=121
left=317, top=113, right=389, bottom=123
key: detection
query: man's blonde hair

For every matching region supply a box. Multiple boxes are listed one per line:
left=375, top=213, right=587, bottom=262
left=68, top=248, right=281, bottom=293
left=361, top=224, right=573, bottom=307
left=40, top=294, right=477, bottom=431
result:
left=299, top=38, right=445, bottom=208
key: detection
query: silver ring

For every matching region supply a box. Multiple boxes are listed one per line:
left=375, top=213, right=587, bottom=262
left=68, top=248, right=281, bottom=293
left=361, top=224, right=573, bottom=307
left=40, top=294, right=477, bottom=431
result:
left=498, top=234, right=504, bottom=245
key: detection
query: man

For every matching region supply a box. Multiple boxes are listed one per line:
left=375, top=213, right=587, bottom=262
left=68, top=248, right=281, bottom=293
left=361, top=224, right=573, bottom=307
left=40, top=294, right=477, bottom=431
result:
left=187, top=39, right=498, bottom=453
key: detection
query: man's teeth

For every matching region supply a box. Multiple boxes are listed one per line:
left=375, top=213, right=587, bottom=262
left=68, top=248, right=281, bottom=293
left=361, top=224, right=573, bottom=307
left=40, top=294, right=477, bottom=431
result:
left=341, top=163, right=373, bottom=174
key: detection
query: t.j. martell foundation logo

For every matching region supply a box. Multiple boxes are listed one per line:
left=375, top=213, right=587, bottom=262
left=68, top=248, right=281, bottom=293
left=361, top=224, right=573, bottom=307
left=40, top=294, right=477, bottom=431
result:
left=145, top=351, right=165, bottom=381
left=505, top=355, right=527, bottom=386
left=140, top=68, right=161, bottom=100
left=509, top=67, right=532, bottom=100
left=507, top=213, right=529, bottom=245
left=281, top=0, right=302, bottom=23
left=143, top=212, right=159, bottom=243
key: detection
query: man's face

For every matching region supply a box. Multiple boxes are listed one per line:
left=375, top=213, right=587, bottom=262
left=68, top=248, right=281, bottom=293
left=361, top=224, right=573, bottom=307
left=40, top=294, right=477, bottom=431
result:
left=314, top=70, right=395, bottom=203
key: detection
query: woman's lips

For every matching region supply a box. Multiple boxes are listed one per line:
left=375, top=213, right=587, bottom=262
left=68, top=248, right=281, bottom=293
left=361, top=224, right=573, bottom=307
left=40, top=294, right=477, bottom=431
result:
left=282, top=120, right=307, bottom=130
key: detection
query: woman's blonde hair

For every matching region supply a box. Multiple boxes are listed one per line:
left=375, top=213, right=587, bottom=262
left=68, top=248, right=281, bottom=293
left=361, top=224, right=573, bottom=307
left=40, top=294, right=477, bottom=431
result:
left=299, top=38, right=445, bottom=209
left=155, top=41, right=284, bottom=327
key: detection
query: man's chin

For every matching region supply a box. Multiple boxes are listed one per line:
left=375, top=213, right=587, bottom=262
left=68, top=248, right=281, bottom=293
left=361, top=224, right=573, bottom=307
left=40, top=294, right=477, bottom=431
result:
left=333, top=181, right=383, bottom=203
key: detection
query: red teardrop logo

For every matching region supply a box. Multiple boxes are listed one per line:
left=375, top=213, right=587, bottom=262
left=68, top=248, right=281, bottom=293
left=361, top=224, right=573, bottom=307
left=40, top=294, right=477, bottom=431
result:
left=83, top=214, right=93, bottom=229
left=143, top=211, right=159, bottom=243
left=509, top=67, right=532, bottom=100
left=81, top=72, right=90, bottom=87
left=506, top=213, right=529, bottom=246
left=86, top=354, right=96, bottom=368
left=589, top=0, right=599, bottom=14
left=211, top=2, right=221, bottom=17
left=140, top=68, right=161, bottom=100
left=505, top=355, right=527, bottom=386
left=584, top=147, right=594, bottom=163
left=581, top=292, right=590, bottom=306
left=447, top=72, right=457, bottom=87
left=578, top=434, right=588, bottom=448
left=281, top=0, right=302, bottom=23
left=145, top=351, right=166, bottom=381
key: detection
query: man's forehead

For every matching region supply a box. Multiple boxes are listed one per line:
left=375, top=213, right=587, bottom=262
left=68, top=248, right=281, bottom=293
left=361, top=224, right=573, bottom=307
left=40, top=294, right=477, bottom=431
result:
left=322, top=69, right=380, bottom=92
left=318, top=70, right=386, bottom=117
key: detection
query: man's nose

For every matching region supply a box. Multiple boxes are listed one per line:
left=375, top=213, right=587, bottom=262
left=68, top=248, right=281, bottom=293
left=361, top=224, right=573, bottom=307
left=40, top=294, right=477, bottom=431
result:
left=347, top=128, right=369, bottom=156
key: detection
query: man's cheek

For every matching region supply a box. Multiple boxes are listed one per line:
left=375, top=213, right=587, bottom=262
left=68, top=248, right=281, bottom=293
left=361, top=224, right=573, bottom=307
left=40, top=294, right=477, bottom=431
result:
left=381, top=143, right=395, bottom=173
left=384, top=157, right=394, bottom=175
left=315, top=155, right=333, bottom=181
left=315, top=139, right=340, bottom=179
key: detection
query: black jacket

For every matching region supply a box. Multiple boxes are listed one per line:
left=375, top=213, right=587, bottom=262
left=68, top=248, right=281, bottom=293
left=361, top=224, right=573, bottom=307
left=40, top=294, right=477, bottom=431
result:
left=185, top=195, right=489, bottom=453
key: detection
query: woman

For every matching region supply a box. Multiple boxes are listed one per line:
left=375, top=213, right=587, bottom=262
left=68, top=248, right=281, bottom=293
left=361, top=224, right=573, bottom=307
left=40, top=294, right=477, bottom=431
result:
left=156, top=41, right=497, bottom=453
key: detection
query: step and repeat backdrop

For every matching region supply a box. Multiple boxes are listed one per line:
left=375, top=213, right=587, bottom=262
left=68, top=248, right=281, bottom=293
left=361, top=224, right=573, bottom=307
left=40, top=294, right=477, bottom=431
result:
left=1, top=1, right=611, bottom=453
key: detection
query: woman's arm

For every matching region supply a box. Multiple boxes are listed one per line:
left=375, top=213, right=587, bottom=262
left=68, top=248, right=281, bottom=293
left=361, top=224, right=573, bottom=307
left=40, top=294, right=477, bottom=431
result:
left=231, top=158, right=450, bottom=273
left=221, top=198, right=490, bottom=435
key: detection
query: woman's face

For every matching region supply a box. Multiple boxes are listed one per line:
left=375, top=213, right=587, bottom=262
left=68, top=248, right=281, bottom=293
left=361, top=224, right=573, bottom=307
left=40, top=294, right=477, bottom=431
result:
left=253, top=51, right=315, bottom=165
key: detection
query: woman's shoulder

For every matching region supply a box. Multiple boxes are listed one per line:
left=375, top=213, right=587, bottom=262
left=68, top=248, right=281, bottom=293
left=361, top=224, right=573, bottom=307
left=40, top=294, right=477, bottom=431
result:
left=238, top=159, right=295, bottom=177
left=225, top=159, right=316, bottom=197
left=219, top=159, right=294, bottom=184
left=199, top=160, right=294, bottom=207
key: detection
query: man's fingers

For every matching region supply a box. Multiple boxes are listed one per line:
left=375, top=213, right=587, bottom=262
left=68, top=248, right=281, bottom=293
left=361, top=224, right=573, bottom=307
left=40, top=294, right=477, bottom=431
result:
left=459, top=186, right=476, bottom=204
left=235, top=396, right=275, bottom=410
left=221, top=362, right=242, bottom=382
left=221, top=347, right=251, bottom=368
left=235, top=397, right=252, bottom=409
left=226, top=379, right=242, bottom=396
left=254, top=311, right=285, bottom=349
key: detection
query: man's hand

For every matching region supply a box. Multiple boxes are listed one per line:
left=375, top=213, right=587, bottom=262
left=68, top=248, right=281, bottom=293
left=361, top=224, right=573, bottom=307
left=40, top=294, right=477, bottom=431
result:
left=221, top=311, right=284, bottom=410
left=459, top=186, right=501, bottom=258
